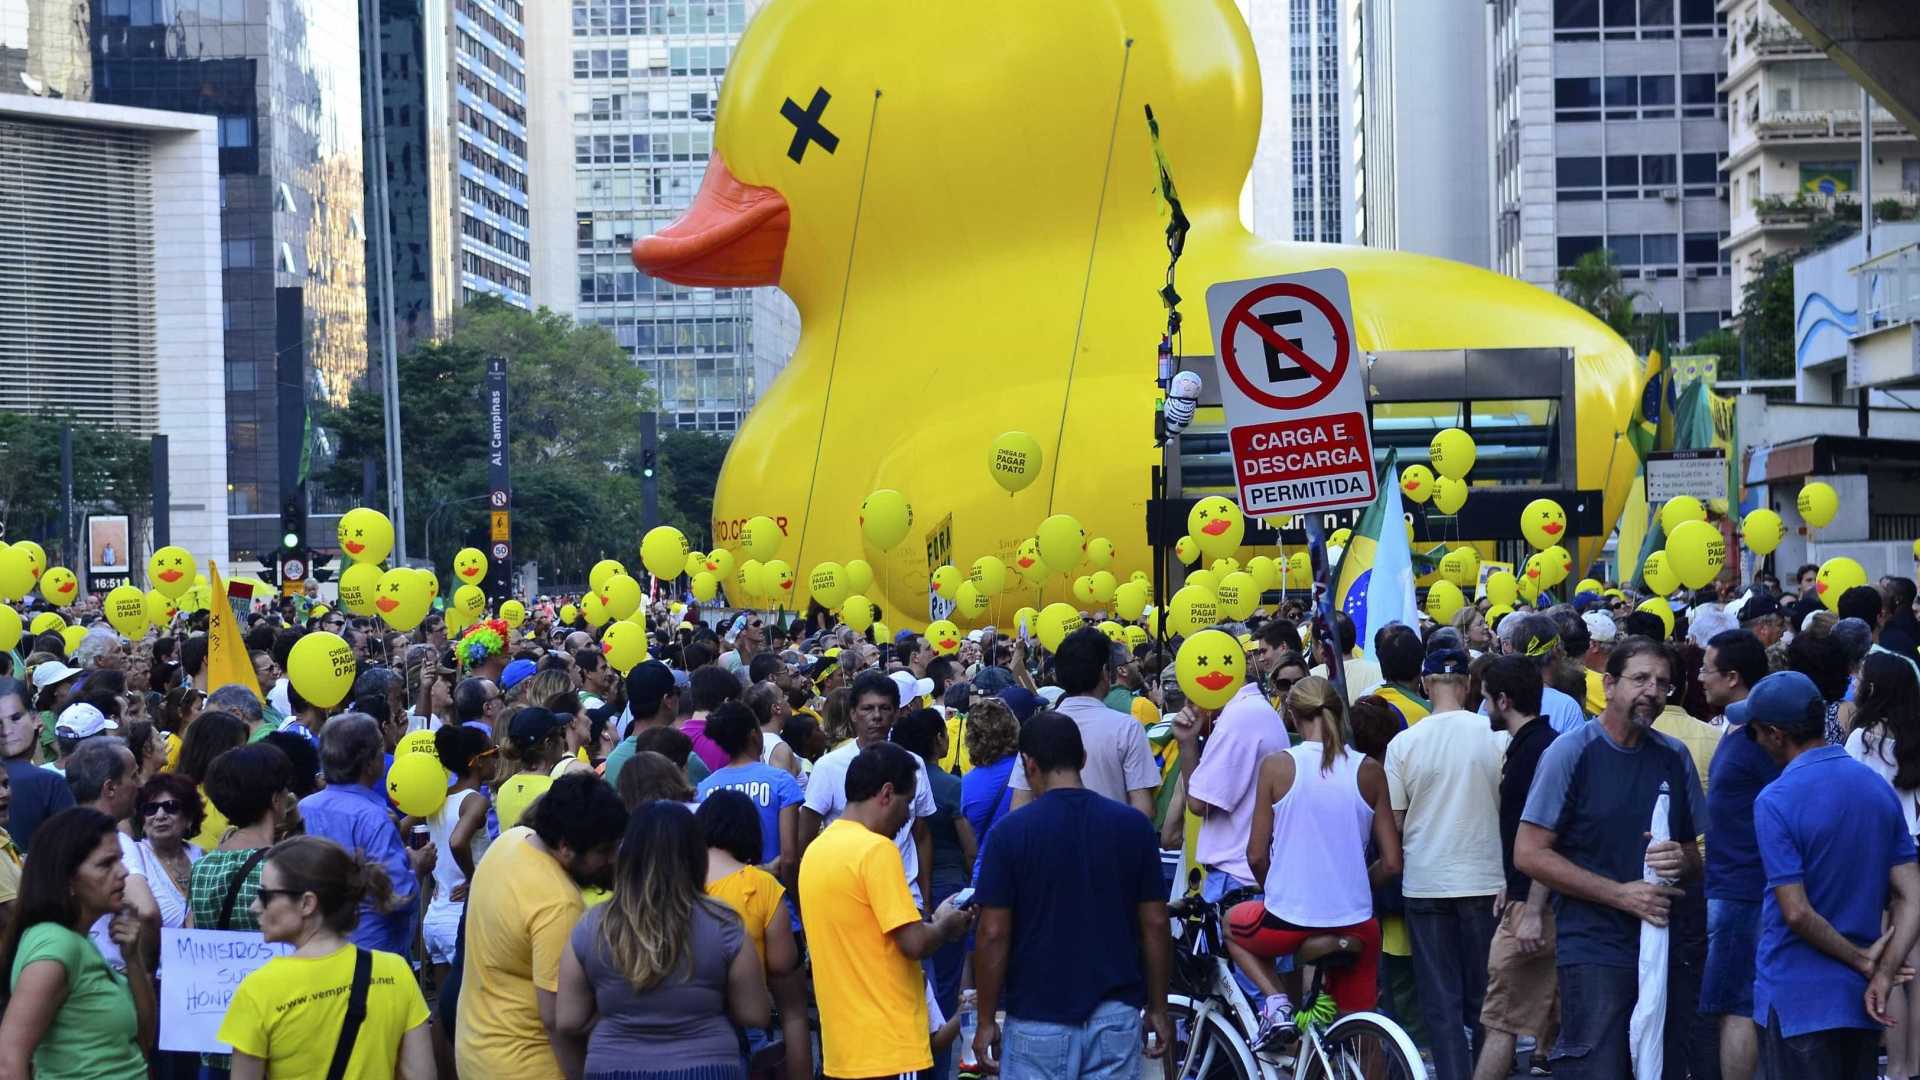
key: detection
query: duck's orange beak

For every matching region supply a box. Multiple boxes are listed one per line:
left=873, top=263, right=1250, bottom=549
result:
left=632, top=153, right=789, bottom=287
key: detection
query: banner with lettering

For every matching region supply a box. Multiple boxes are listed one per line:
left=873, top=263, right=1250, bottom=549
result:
left=157, top=928, right=291, bottom=1053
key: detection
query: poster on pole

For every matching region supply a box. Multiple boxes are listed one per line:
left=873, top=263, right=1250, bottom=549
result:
left=156, top=928, right=291, bottom=1052
left=485, top=355, right=512, bottom=595
left=1646, top=449, right=1728, bottom=505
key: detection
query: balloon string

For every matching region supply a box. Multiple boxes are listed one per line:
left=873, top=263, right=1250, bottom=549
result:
left=795, top=89, right=884, bottom=580
left=1043, top=37, right=1135, bottom=517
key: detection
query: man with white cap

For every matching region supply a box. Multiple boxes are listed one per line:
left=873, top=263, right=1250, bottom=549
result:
left=45, top=700, right=118, bottom=778
left=888, top=669, right=933, bottom=713
left=798, top=670, right=936, bottom=904
left=1580, top=611, right=1618, bottom=717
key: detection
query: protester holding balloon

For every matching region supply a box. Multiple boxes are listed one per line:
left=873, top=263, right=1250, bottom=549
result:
left=422, top=724, right=493, bottom=985
left=297, top=715, right=432, bottom=957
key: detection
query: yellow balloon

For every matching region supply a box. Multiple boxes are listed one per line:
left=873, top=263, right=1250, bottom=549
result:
left=703, top=549, right=737, bottom=581
left=560, top=603, right=579, bottom=624
left=288, top=631, right=357, bottom=708
left=1037, top=514, right=1087, bottom=572
left=1429, top=428, right=1477, bottom=480
left=1432, top=476, right=1469, bottom=515
left=1114, top=580, right=1149, bottom=621
left=1637, top=597, right=1676, bottom=638
left=1399, top=464, right=1435, bottom=506
left=0, top=605, right=18, bottom=652
left=1071, top=575, right=1097, bottom=606
left=741, top=516, right=782, bottom=561
left=417, top=568, right=441, bottom=603
left=337, top=561, right=383, bottom=616
left=930, top=564, right=964, bottom=602
left=29, top=611, right=65, bottom=636
left=338, top=508, right=395, bottom=565
left=808, top=562, right=849, bottom=609
left=872, top=621, right=892, bottom=645
left=1170, top=585, right=1220, bottom=637
left=1641, top=550, right=1680, bottom=596
left=144, top=545, right=195, bottom=599
left=1659, top=496, right=1706, bottom=536
left=1143, top=606, right=1165, bottom=637
left=1174, top=536, right=1201, bottom=566
left=397, top=729, right=438, bottom=758
left=1816, top=557, right=1868, bottom=612
left=845, top=558, right=874, bottom=593
left=987, top=430, right=1043, bottom=494
left=1216, top=571, right=1258, bottom=620
left=1486, top=570, right=1518, bottom=608
left=731, top=560, right=764, bottom=606
left=1521, top=498, right=1569, bottom=551
left=1013, top=537, right=1047, bottom=582
left=452, top=547, right=489, bottom=587
left=843, top=595, right=876, bottom=632
left=1184, top=569, right=1219, bottom=596
left=1089, top=570, right=1118, bottom=605
left=1035, top=603, right=1083, bottom=651
left=1210, top=557, right=1241, bottom=576
left=1176, top=629, right=1247, bottom=710
left=582, top=594, right=612, bottom=627
left=375, top=567, right=432, bottom=631
left=1328, top=528, right=1353, bottom=549
left=601, top=574, right=643, bottom=620
left=1086, top=538, right=1116, bottom=570
left=1797, top=482, right=1838, bottom=529
left=144, top=590, right=177, bottom=631
left=56, top=624, right=86, bottom=655
left=1188, top=496, right=1245, bottom=559
left=1440, top=548, right=1479, bottom=589
left=103, top=585, right=148, bottom=639
left=1742, top=509, right=1784, bottom=556
left=1666, top=519, right=1726, bottom=590
left=1284, top=552, right=1310, bottom=587
left=926, top=620, right=963, bottom=654
left=763, top=560, right=797, bottom=608
left=1576, top=578, right=1606, bottom=596
left=173, top=585, right=205, bottom=615
left=685, top=551, right=708, bottom=579
left=1245, top=556, right=1277, bottom=590
left=601, top=620, right=650, bottom=674
left=641, top=526, right=691, bottom=580
left=386, top=752, right=449, bottom=817
left=969, top=556, right=1008, bottom=598
left=1539, top=545, right=1571, bottom=588
left=0, top=548, right=33, bottom=603
left=859, top=490, right=913, bottom=551
left=453, top=584, right=486, bottom=621
left=1013, top=606, right=1039, bottom=639
left=500, top=599, right=527, bottom=628
left=1517, top=573, right=1541, bottom=604
left=691, top=572, right=719, bottom=602
left=1425, top=580, right=1466, bottom=623
left=1097, top=620, right=1125, bottom=643
left=38, top=567, right=78, bottom=607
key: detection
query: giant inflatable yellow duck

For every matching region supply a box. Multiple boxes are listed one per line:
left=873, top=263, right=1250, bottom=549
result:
left=635, top=0, right=1640, bottom=628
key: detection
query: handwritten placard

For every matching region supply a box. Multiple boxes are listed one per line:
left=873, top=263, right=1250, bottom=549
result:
left=157, top=928, right=291, bottom=1053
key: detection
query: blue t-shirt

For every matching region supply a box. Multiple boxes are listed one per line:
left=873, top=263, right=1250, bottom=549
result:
left=696, top=762, right=804, bottom=866
left=974, top=787, right=1164, bottom=1025
left=1521, top=721, right=1707, bottom=969
left=4, top=759, right=74, bottom=853
left=1754, top=744, right=1917, bottom=1037
left=1704, top=724, right=1782, bottom=902
left=959, top=756, right=1018, bottom=864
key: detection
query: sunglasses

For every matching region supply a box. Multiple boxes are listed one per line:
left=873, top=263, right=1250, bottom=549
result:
left=1271, top=677, right=1298, bottom=695
left=140, top=800, right=182, bottom=817
left=254, top=887, right=303, bottom=906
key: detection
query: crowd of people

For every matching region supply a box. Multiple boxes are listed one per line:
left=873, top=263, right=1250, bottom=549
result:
left=0, top=560, right=1914, bottom=1080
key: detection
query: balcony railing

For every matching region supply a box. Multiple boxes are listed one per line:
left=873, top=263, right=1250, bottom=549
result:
left=1754, top=106, right=1911, bottom=140
left=1748, top=21, right=1816, bottom=56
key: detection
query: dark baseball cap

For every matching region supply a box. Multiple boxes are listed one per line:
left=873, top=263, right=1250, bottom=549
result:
left=996, top=685, right=1041, bottom=723
left=1742, top=671, right=1825, bottom=741
left=1740, top=593, right=1781, bottom=624
left=625, top=660, right=677, bottom=715
left=507, top=706, right=568, bottom=745
left=1422, top=649, right=1471, bottom=676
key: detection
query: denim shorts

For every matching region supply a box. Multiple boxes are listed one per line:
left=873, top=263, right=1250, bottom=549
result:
left=1548, top=963, right=1637, bottom=1078
left=1699, top=898, right=1760, bottom=1017
left=1003, top=999, right=1141, bottom=1080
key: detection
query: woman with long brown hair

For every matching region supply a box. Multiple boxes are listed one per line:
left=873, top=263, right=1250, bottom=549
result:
left=555, top=801, right=769, bottom=1079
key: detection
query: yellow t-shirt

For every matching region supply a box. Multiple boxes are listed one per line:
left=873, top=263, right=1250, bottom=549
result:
left=798, top=819, right=930, bottom=1078
left=707, top=865, right=786, bottom=971
left=218, top=946, right=428, bottom=1080
left=1584, top=669, right=1607, bottom=718
left=938, top=714, right=973, bottom=775
left=1375, top=684, right=1432, bottom=727
left=191, top=785, right=231, bottom=850
left=456, top=828, right=586, bottom=1080
left=0, top=827, right=21, bottom=905
left=493, top=773, right=553, bottom=833
left=163, top=733, right=181, bottom=772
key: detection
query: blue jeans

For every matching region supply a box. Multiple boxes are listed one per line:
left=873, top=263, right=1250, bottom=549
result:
left=1201, top=869, right=1292, bottom=994
left=1700, top=897, right=1761, bottom=1016
left=1002, top=1000, right=1141, bottom=1080
left=1550, top=963, right=1637, bottom=1079
left=1403, top=895, right=1498, bottom=1080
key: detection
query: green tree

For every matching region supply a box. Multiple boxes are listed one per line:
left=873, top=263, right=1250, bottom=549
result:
left=1736, top=253, right=1796, bottom=379
left=653, top=430, right=730, bottom=550
left=0, top=411, right=152, bottom=568
left=1558, top=248, right=1645, bottom=345
left=318, top=297, right=656, bottom=584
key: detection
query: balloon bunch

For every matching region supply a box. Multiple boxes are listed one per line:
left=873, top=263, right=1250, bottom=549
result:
left=335, top=508, right=438, bottom=633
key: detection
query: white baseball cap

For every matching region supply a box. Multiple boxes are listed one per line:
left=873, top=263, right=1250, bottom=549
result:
left=30, top=661, right=84, bottom=691
left=1582, top=611, right=1618, bottom=645
left=54, top=702, right=116, bottom=739
left=889, top=670, right=934, bottom=708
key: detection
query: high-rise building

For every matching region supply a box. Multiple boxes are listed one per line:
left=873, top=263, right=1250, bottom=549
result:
left=1240, top=0, right=1353, bottom=243
left=1346, top=0, right=1493, bottom=266
left=563, top=0, right=798, bottom=435
left=1720, top=0, right=1918, bottom=303
left=1491, top=0, right=1732, bottom=345
left=0, top=96, right=229, bottom=561
left=77, top=0, right=370, bottom=564
left=450, top=0, right=532, bottom=309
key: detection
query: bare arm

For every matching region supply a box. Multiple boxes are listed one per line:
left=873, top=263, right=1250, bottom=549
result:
left=725, top=932, right=773, bottom=1030
left=1871, top=862, right=1920, bottom=1023
left=0, top=960, right=66, bottom=1080
left=1245, top=753, right=1288, bottom=886
left=914, top=819, right=933, bottom=908
left=553, top=942, right=596, bottom=1037
left=769, top=738, right=800, bottom=777
left=1127, top=788, right=1155, bottom=820
left=538, top=987, right=585, bottom=1080
left=1360, top=758, right=1402, bottom=887
left=450, top=792, right=489, bottom=884
left=396, top=1022, right=436, bottom=1080
left=767, top=804, right=799, bottom=886
left=1157, top=775, right=1187, bottom=850
left=955, top=814, right=979, bottom=875
left=971, top=907, right=1012, bottom=1071
left=1138, top=900, right=1172, bottom=1058
left=888, top=905, right=971, bottom=961
left=1775, top=882, right=1872, bottom=972
left=230, top=1056, right=266, bottom=1080
left=1009, top=787, right=1033, bottom=812
left=1515, top=822, right=1680, bottom=927
left=795, top=806, right=822, bottom=890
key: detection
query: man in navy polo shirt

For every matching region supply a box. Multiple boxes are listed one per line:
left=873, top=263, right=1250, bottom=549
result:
left=1747, top=670, right=1920, bottom=1079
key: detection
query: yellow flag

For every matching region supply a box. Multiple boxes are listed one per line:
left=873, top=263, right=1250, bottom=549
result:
left=205, top=561, right=263, bottom=700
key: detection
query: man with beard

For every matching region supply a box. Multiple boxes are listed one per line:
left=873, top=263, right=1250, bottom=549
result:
left=1514, top=637, right=1707, bottom=1079
left=456, top=772, right=628, bottom=1079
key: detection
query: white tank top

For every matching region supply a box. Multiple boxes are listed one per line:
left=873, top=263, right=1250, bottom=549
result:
left=429, top=788, right=486, bottom=900
left=1262, top=741, right=1375, bottom=927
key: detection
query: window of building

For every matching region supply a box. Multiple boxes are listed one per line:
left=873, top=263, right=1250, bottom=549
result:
left=1905, top=159, right=1920, bottom=193
left=1607, top=234, right=1642, bottom=267
left=1682, top=311, right=1722, bottom=342
left=1684, top=231, right=1723, bottom=269
left=217, top=115, right=252, bottom=148
left=1681, top=73, right=1721, bottom=117
left=1555, top=0, right=1599, bottom=34
left=223, top=239, right=255, bottom=268
left=1558, top=234, right=1603, bottom=267
left=1682, top=152, right=1720, bottom=195
left=1640, top=75, right=1675, bottom=117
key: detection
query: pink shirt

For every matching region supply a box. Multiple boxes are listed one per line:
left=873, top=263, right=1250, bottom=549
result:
left=1188, top=683, right=1292, bottom=884
left=682, top=715, right=730, bottom=773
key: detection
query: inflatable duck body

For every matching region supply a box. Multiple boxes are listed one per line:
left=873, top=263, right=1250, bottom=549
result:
left=635, top=0, right=1640, bottom=627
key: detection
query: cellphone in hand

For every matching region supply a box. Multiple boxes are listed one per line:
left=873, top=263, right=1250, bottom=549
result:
left=950, top=887, right=977, bottom=909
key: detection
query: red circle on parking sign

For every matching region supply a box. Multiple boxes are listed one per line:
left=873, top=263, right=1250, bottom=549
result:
left=1217, top=282, right=1352, bottom=411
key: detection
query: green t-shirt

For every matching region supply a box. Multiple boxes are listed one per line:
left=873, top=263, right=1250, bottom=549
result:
left=8, top=923, right=146, bottom=1080
left=603, top=731, right=707, bottom=787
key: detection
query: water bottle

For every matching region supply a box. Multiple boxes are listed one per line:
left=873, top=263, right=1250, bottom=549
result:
left=957, top=990, right=979, bottom=1067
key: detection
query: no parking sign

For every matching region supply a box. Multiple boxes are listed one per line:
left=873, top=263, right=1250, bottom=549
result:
left=1205, top=269, right=1375, bottom=517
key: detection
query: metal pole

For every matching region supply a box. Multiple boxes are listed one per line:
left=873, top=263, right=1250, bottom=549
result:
left=361, top=0, right=408, bottom=561
left=1861, top=86, right=1874, bottom=437
left=150, top=435, right=169, bottom=549
left=59, top=426, right=73, bottom=567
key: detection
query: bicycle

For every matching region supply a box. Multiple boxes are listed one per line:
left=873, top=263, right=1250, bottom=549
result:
left=1166, top=887, right=1425, bottom=1080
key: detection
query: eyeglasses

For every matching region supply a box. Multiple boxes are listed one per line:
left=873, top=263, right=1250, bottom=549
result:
left=140, top=800, right=182, bottom=817
left=1271, top=677, right=1298, bottom=695
left=254, top=887, right=303, bottom=906
left=1620, top=672, right=1675, bottom=692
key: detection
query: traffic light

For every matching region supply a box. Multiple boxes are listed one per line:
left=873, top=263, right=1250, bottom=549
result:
left=641, top=449, right=656, bottom=479
left=279, top=495, right=304, bottom=552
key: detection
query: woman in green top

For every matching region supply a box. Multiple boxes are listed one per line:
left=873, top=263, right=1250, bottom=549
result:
left=188, top=743, right=295, bottom=933
left=0, top=807, right=153, bottom=1079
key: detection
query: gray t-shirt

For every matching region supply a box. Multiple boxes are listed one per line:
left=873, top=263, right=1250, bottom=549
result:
left=569, top=900, right=745, bottom=1073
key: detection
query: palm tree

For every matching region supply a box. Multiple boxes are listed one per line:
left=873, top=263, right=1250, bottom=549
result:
left=1557, top=248, right=1643, bottom=343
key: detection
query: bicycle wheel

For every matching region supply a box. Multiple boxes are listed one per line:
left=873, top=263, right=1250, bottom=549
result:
left=1167, top=995, right=1258, bottom=1080
left=1301, top=1011, right=1427, bottom=1080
